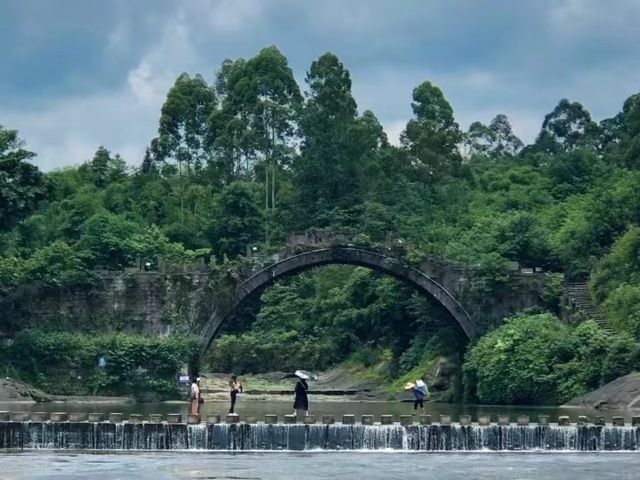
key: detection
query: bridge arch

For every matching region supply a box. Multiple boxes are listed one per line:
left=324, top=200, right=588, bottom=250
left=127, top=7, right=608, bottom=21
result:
left=200, top=247, right=476, bottom=358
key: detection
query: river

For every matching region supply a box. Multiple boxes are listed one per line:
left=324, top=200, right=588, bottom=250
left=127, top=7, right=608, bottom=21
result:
left=0, top=451, right=637, bottom=479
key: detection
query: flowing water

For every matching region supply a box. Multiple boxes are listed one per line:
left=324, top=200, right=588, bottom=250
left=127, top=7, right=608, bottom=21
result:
left=0, top=451, right=638, bottom=479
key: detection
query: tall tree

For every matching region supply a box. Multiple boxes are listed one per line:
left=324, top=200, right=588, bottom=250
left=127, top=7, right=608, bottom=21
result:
left=249, top=46, right=301, bottom=211
left=0, top=126, right=48, bottom=231
left=534, top=99, right=598, bottom=153
left=621, top=93, right=640, bottom=168
left=80, top=146, right=126, bottom=188
left=294, top=52, right=363, bottom=220
left=157, top=73, right=216, bottom=175
left=208, top=47, right=301, bottom=206
left=466, top=114, right=523, bottom=157
left=401, top=81, right=463, bottom=183
left=208, top=59, right=254, bottom=180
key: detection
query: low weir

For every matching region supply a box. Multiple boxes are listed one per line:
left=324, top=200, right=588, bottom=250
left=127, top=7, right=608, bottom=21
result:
left=1, top=412, right=640, bottom=452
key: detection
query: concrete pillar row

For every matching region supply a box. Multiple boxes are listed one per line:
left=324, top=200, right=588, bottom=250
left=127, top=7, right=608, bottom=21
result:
left=167, top=413, right=183, bottom=424
left=50, top=412, right=68, bottom=422
left=108, top=413, right=124, bottom=423
left=322, top=415, right=335, bottom=425
left=361, top=415, right=374, bottom=425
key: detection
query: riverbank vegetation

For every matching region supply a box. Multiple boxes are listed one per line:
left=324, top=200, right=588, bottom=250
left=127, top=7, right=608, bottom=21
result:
left=2, top=46, right=640, bottom=402
left=0, top=331, right=198, bottom=400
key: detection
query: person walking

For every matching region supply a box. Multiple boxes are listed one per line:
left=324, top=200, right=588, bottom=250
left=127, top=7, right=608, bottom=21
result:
left=228, top=375, right=243, bottom=415
left=405, top=380, right=428, bottom=412
left=190, top=377, right=201, bottom=415
left=293, top=377, right=309, bottom=418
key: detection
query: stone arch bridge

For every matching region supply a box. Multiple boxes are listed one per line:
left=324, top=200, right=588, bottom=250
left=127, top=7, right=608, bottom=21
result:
left=199, top=237, right=545, bottom=358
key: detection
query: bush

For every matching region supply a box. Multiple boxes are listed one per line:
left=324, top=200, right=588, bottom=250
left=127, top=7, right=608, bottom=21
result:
left=463, top=313, right=640, bottom=404
left=5, top=330, right=199, bottom=399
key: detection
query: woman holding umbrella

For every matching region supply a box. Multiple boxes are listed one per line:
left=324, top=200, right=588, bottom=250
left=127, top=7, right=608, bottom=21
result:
left=283, top=370, right=317, bottom=418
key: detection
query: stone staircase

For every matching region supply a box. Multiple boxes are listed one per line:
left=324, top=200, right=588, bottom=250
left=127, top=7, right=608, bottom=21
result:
left=564, top=282, right=607, bottom=328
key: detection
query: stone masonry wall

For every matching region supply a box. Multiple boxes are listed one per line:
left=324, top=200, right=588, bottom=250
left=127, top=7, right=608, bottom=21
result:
left=0, top=271, right=215, bottom=336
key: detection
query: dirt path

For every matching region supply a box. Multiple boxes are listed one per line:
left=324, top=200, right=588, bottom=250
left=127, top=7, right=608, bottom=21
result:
left=199, top=368, right=385, bottom=402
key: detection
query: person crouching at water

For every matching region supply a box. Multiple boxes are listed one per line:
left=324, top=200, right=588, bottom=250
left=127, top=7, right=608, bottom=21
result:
left=190, top=377, right=201, bottom=415
left=293, top=378, right=309, bottom=418
left=228, top=375, right=243, bottom=414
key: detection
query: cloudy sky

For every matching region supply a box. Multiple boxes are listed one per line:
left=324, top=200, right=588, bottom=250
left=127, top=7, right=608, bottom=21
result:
left=2, top=0, right=639, bottom=170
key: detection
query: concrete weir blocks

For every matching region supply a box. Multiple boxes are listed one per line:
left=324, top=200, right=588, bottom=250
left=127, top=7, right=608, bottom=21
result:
left=167, top=413, right=183, bottom=424
left=594, top=416, right=606, bottom=426
left=341, top=415, right=355, bottom=425
left=148, top=414, right=163, bottom=423
left=361, top=415, right=374, bottom=425
left=128, top=414, right=143, bottom=423
left=577, top=416, right=588, bottom=426
left=612, top=416, right=625, bottom=426
left=303, top=415, right=316, bottom=425
left=459, top=415, right=471, bottom=426
left=50, top=412, right=68, bottom=422
left=420, top=415, right=432, bottom=425
left=206, top=414, right=221, bottom=424
left=439, top=415, right=451, bottom=426
left=69, top=413, right=88, bottom=422
left=322, top=415, right=335, bottom=425
left=632, top=416, right=640, bottom=426
left=517, top=415, right=529, bottom=426
left=264, top=415, right=278, bottom=424
left=538, top=415, right=550, bottom=426
left=283, top=415, right=296, bottom=424
left=380, top=415, right=394, bottom=425
left=187, top=414, right=201, bottom=424
left=226, top=414, right=240, bottom=424
left=88, top=413, right=105, bottom=423
left=30, top=412, right=49, bottom=422
left=497, top=415, right=510, bottom=426
left=477, top=415, right=491, bottom=426
left=0, top=411, right=10, bottom=421
left=558, top=416, right=571, bottom=426
left=108, top=413, right=124, bottom=423
left=400, top=415, right=413, bottom=426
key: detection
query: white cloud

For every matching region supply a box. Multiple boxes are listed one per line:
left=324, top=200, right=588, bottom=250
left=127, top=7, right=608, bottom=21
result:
left=198, top=0, right=265, bottom=33
left=384, top=119, right=406, bottom=146
left=1, top=88, right=157, bottom=170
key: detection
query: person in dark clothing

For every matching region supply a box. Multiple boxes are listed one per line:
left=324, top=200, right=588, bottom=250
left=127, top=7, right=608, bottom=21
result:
left=412, top=387, right=425, bottom=411
left=293, top=378, right=309, bottom=417
left=228, top=375, right=242, bottom=414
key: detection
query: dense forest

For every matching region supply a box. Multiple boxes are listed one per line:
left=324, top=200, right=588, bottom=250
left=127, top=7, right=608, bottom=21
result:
left=2, top=46, right=640, bottom=403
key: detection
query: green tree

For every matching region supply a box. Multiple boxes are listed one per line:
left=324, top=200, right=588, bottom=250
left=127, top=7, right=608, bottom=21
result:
left=243, top=46, right=302, bottom=211
left=621, top=93, right=640, bottom=168
left=79, top=146, right=126, bottom=188
left=466, top=114, right=523, bottom=157
left=533, top=99, right=598, bottom=153
left=0, top=126, right=48, bottom=231
left=401, top=81, right=463, bottom=183
left=157, top=73, right=216, bottom=175
left=293, top=52, right=374, bottom=221
left=210, top=181, right=263, bottom=259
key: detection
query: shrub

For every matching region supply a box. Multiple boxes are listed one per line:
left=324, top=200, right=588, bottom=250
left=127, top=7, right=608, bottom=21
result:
left=5, top=330, right=199, bottom=399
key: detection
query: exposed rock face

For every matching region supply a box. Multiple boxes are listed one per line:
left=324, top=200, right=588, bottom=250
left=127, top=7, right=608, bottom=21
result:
left=0, top=378, right=50, bottom=402
left=564, top=372, right=640, bottom=409
left=426, top=357, right=459, bottom=392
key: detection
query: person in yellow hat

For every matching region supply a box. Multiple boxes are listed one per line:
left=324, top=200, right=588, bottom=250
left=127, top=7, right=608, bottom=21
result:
left=404, top=380, right=428, bottom=411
